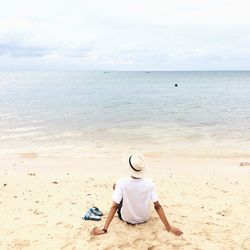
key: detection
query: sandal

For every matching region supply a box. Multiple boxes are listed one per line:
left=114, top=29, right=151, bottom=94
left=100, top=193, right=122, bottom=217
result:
left=82, top=210, right=101, bottom=221
left=89, top=207, right=103, bottom=216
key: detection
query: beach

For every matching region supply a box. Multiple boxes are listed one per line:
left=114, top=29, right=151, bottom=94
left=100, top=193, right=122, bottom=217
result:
left=1, top=0, right=250, bottom=245
left=1, top=155, right=250, bottom=250
left=1, top=71, right=250, bottom=249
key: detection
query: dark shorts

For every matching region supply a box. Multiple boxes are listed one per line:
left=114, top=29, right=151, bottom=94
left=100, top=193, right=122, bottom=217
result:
left=117, top=199, right=123, bottom=221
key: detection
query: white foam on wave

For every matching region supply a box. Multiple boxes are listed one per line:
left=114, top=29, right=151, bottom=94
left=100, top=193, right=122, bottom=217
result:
left=0, top=131, right=44, bottom=140
left=2, top=126, right=44, bottom=133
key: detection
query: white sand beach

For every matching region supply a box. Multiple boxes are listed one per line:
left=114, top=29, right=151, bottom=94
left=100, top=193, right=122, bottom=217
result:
left=1, top=0, right=250, bottom=248
left=1, top=155, right=250, bottom=250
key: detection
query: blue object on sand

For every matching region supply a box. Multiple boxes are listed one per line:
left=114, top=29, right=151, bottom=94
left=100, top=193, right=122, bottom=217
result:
left=82, top=210, right=101, bottom=221
left=89, top=207, right=103, bottom=217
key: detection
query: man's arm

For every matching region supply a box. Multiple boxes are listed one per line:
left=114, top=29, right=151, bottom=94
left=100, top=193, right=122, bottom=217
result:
left=91, top=201, right=119, bottom=236
left=154, top=201, right=183, bottom=236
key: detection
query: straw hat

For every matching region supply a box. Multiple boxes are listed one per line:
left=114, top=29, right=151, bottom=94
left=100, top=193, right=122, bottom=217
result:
left=124, top=151, right=147, bottom=178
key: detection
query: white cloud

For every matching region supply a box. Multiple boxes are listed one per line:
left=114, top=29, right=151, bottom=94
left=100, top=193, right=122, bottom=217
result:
left=0, top=0, right=250, bottom=70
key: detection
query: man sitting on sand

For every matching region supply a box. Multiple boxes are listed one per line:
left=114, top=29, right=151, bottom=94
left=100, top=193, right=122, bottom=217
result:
left=91, top=152, right=183, bottom=236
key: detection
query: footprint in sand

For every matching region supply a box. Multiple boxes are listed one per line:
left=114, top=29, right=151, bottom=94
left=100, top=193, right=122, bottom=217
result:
left=242, top=238, right=250, bottom=250
left=206, top=221, right=219, bottom=226
left=56, top=202, right=63, bottom=208
left=61, top=241, right=76, bottom=250
left=64, top=223, right=74, bottom=229
left=171, top=204, right=182, bottom=208
left=216, top=209, right=231, bottom=217
left=201, top=196, right=216, bottom=200
left=132, top=237, right=164, bottom=249
left=146, top=244, right=163, bottom=250
left=9, top=239, right=30, bottom=249
left=212, top=187, right=229, bottom=194
left=18, top=153, right=38, bottom=158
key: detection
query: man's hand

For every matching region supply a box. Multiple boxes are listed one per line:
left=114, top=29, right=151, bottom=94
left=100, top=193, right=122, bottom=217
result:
left=168, top=226, right=183, bottom=236
left=91, top=227, right=106, bottom=236
left=90, top=202, right=118, bottom=236
left=154, top=201, right=183, bottom=237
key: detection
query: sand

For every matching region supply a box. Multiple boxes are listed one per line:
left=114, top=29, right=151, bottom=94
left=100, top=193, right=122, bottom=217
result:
left=0, top=156, right=250, bottom=250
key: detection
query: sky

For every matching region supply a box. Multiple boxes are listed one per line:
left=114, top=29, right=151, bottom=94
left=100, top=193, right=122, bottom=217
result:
left=0, top=0, right=250, bottom=71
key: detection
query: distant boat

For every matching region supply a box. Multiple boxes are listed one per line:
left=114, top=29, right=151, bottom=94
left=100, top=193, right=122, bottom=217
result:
left=104, top=71, right=111, bottom=73
left=145, top=71, right=151, bottom=73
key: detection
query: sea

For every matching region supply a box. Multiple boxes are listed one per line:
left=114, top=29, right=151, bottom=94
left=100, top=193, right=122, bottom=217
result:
left=0, top=71, right=250, bottom=159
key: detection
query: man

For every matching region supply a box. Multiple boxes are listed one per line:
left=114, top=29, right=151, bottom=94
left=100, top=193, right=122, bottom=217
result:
left=91, top=152, right=183, bottom=236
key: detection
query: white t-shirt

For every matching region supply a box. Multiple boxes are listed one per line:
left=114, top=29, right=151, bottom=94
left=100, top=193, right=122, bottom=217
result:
left=112, top=178, right=158, bottom=224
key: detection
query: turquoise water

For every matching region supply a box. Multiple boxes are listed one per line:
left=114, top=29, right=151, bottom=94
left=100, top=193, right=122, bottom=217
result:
left=0, top=71, right=250, bottom=158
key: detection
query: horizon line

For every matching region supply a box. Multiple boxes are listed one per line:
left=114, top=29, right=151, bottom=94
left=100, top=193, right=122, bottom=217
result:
left=0, top=69, right=250, bottom=73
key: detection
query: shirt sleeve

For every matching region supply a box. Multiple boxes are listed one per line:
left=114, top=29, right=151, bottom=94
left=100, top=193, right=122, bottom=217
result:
left=150, top=183, right=158, bottom=202
left=112, top=181, right=123, bottom=204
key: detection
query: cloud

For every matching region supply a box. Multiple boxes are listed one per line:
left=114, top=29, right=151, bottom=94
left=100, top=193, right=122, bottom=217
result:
left=0, top=42, right=52, bottom=58
left=0, top=0, right=250, bottom=70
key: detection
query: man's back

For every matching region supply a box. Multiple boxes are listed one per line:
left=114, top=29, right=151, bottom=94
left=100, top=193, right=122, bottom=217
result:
left=113, top=178, right=158, bottom=224
left=91, top=153, right=183, bottom=237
